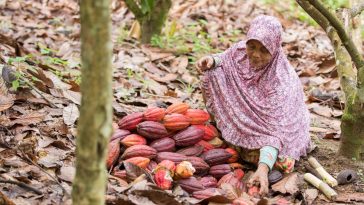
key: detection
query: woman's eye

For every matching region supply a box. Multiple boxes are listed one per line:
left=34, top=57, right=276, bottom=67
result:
left=261, top=48, right=269, bottom=54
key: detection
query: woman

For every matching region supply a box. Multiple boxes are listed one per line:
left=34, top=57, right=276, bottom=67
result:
left=196, top=15, right=311, bottom=196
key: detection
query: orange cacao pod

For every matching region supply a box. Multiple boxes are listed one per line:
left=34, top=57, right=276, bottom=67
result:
left=124, top=157, right=150, bottom=169
left=121, top=145, right=157, bottom=159
left=118, top=112, right=143, bottom=130
left=149, top=137, right=175, bottom=152
left=178, top=176, right=204, bottom=193
left=202, top=149, right=232, bottom=166
left=192, top=188, right=226, bottom=200
left=176, top=145, right=204, bottom=156
left=121, top=134, right=147, bottom=147
left=165, top=102, right=189, bottom=114
left=156, top=152, right=187, bottom=164
left=163, top=114, right=190, bottom=131
left=106, top=140, right=120, bottom=169
left=143, top=107, right=165, bottom=121
left=173, top=126, right=204, bottom=146
left=186, top=156, right=210, bottom=175
left=136, top=121, right=168, bottom=139
left=209, top=164, right=233, bottom=179
left=154, top=169, right=173, bottom=190
left=197, top=140, right=214, bottom=152
left=200, top=176, right=218, bottom=188
left=225, top=148, right=239, bottom=163
left=184, top=109, right=210, bottom=125
left=110, top=129, right=131, bottom=141
left=175, top=161, right=195, bottom=179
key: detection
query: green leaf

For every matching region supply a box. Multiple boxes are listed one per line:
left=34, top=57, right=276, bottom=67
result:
left=140, top=0, right=154, bottom=14
left=12, top=80, right=20, bottom=90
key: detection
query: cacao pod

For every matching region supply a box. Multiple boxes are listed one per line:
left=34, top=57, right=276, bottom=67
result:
left=178, top=177, right=204, bottom=193
left=147, top=160, right=158, bottom=172
left=165, top=102, right=189, bottom=114
left=192, top=188, right=226, bottom=200
left=184, top=109, right=210, bottom=125
left=247, top=186, right=260, bottom=197
left=193, top=124, right=218, bottom=141
left=149, top=138, right=175, bottom=152
left=106, top=140, right=120, bottom=169
left=154, top=169, right=173, bottom=190
left=120, top=134, right=147, bottom=147
left=113, top=169, right=127, bottom=180
left=175, top=161, right=195, bottom=179
left=197, top=140, right=214, bottom=152
left=136, top=121, right=168, bottom=139
left=186, top=156, right=210, bottom=175
left=225, top=148, right=239, bottom=163
left=202, top=149, right=232, bottom=166
left=208, top=137, right=224, bottom=148
left=156, top=160, right=176, bottom=173
left=218, top=169, right=245, bottom=192
left=163, top=114, right=190, bottom=131
left=118, top=112, right=143, bottom=130
left=156, top=152, right=187, bottom=164
left=173, top=126, right=204, bottom=146
left=209, top=164, right=233, bottom=179
left=176, top=145, right=204, bottom=156
left=121, top=145, right=157, bottom=159
left=200, top=176, right=218, bottom=188
left=110, top=129, right=130, bottom=141
left=143, top=107, right=165, bottom=121
left=124, top=157, right=150, bottom=169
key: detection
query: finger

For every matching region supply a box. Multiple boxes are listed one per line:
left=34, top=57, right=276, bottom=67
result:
left=206, top=60, right=212, bottom=68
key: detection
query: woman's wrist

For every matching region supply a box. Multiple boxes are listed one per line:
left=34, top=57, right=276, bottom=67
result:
left=258, top=163, right=270, bottom=173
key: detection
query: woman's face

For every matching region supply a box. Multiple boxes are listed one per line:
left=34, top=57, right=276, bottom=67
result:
left=246, top=39, right=272, bottom=70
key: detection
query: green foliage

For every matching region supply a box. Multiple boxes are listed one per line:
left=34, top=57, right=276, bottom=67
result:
left=140, top=0, right=155, bottom=15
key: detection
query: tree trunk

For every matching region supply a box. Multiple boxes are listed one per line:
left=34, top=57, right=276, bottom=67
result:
left=350, top=0, right=363, bottom=54
left=140, top=0, right=172, bottom=43
left=72, top=0, right=113, bottom=204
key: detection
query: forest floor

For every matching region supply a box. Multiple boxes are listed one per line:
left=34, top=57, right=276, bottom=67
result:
left=0, top=0, right=363, bottom=204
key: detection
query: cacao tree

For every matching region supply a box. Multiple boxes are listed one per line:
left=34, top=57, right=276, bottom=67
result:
left=124, top=0, right=172, bottom=43
left=296, top=0, right=364, bottom=160
left=72, top=0, right=113, bottom=204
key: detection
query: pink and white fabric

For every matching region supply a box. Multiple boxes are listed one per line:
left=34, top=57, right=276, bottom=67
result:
left=202, top=15, right=311, bottom=160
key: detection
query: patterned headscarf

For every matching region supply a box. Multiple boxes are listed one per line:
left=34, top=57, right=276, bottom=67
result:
left=202, top=15, right=311, bottom=160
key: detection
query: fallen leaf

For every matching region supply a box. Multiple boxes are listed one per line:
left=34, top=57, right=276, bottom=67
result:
left=304, top=189, right=318, bottom=205
left=63, top=103, right=79, bottom=125
left=311, top=105, right=332, bottom=118
left=6, top=112, right=46, bottom=126
left=59, top=166, right=75, bottom=183
left=62, top=89, right=81, bottom=105
left=272, top=173, right=299, bottom=195
left=0, top=95, right=14, bottom=112
left=335, top=193, right=364, bottom=203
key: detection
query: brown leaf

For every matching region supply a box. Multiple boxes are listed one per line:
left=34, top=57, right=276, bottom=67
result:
left=123, top=162, right=152, bottom=183
left=335, top=193, right=364, bottom=203
left=58, top=166, right=75, bottom=183
left=149, top=73, right=178, bottom=83
left=62, top=89, right=81, bottom=105
left=63, top=103, right=79, bottom=125
left=6, top=112, right=46, bottom=126
left=304, top=189, right=318, bottom=205
left=0, top=95, right=14, bottom=112
left=311, top=105, right=332, bottom=118
left=272, top=173, right=299, bottom=195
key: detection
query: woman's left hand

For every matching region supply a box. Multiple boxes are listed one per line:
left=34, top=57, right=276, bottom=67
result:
left=247, top=163, right=269, bottom=196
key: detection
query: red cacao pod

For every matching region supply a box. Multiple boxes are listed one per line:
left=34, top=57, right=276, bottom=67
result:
left=156, top=160, right=176, bottom=173
left=193, top=124, right=218, bottom=141
left=124, top=157, right=150, bottom=169
left=202, top=149, right=232, bottom=166
left=225, top=148, right=239, bottom=163
left=186, top=156, right=210, bottom=175
left=173, top=126, right=204, bottom=146
left=178, top=176, right=204, bottom=193
left=154, top=169, right=173, bottom=190
left=218, top=169, right=245, bottom=192
left=197, top=140, right=214, bottom=152
left=163, top=114, right=190, bottom=131
left=192, top=188, right=226, bottom=200
left=120, top=134, right=147, bottom=147
left=110, top=129, right=130, bottom=141
left=176, top=145, right=204, bottom=156
left=143, top=107, right=165, bottom=121
left=121, top=145, right=157, bottom=159
left=147, top=160, right=158, bottom=172
left=118, top=112, right=143, bottom=130
left=156, top=152, right=187, bottom=164
left=106, top=140, right=120, bottom=169
left=200, top=176, right=218, bottom=188
left=184, top=109, right=210, bottom=125
left=209, top=164, right=233, bottom=179
left=149, top=137, right=175, bottom=152
left=165, top=102, right=189, bottom=114
left=136, top=121, right=168, bottom=139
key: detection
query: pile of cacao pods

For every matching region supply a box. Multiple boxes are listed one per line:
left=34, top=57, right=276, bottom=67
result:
left=107, top=102, right=257, bottom=201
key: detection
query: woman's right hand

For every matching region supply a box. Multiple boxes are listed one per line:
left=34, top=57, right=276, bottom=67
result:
left=196, top=56, right=215, bottom=73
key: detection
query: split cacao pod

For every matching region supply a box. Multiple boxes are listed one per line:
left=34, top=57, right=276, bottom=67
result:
left=110, top=129, right=130, bottom=141
left=136, top=121, right=168, bottom=139
left=186, top=156, right=210, bottom=175
left=118, top=112, right=143, bottom=130
left=149, top=137, right=175, bottom=152
left=121, top=145, right=157, bottom=159
left=175, top=161, right=195, bottom=179
left=202, top=149, right=232, bottom=166
left=165, top=102, right=189, bottom=114
left=225, top=148, right=239, bottom=163
left=200, top=176, right=218, bottom=188
left=156, top=160, right=176, bottom=173
left=106, top=140, right=121, bottom=169
left=154, top=169, right=173, bottom=190
left=173, top=126, right=204, bottom=146
left=176, top=145, right=204, bottom=156
left=184, top=109, right=210, bottom=125
left=156, top=152, right=187, bottom=164
left=192, top=188, right=226, bottom=200
left=143, top=107, right=165, bottom=121
left=163, top=114, right=190, bottom=131
left=178, top=176, right=204, bottom=193
left=124, top=157, right=150, bottom=169
left=209, top=164, right=233, bottom=179
left=120, top=134, right=147, bottom=147
left=197, top=140, right=214, bottom=152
